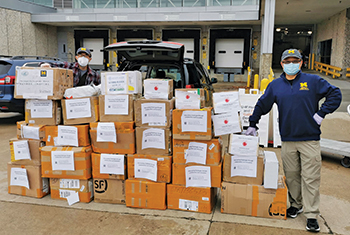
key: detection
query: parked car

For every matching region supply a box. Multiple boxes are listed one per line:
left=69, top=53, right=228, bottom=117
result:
left=104, top=40, right=217, bottom=100
left=0, top=56, right=64, bottom=114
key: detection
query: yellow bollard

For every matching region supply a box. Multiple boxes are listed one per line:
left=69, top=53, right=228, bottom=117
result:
left=311, top=53, right=315, bottom=70
left=260, top=78, right=270, bottom=93
left=247, top=67, right=251, bottom=88
left=308, top=53, right=311, bottom=69
left=253, top=74, right=259, bottom=90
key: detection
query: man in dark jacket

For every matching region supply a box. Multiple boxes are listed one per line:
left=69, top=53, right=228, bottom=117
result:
left=246, top=49, right=342, bottom=233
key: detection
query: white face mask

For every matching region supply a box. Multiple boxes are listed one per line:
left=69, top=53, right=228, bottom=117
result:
left=78, top=57, right=89, bottom=67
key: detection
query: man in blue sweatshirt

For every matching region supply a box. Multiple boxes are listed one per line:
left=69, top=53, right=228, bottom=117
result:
left=246, top=49, right=342, bottom=232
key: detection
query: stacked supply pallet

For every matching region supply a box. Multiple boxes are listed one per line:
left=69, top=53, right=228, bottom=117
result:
left=126, top=79, right=175, bottom=210
left=9, top=67, right=74, bottom=198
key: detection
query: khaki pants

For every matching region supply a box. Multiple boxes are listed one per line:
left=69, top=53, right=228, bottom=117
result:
left=281, top=141, right=321, bottom=219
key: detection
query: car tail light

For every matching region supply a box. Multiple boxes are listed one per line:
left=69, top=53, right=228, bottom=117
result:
left=4, top=76, right=15, bottom=84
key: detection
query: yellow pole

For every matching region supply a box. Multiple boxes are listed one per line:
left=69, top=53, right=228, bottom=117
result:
left=254, top=74, right=259, bottom=90
left=311, top=53, right=315, bottom=70
left=247, top=67, right=251, bottom=88
left=260, top=78, right=269, bottom=93
left=308, top=53, right=311, bottom=69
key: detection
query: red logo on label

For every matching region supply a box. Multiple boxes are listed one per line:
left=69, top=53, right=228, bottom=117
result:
left=225, top=98, right=230, bottom=103
left=186, top=95, right=190, bottom=99
left=243, top=142, right=247, bottom=146
left=154, top=86, right=158, bottom=91
left=224, top=120, right=228, bottom=124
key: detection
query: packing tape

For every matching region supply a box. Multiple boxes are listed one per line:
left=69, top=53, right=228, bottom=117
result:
left=21, top=187, right=26, bottom=196
left=252, top=185, right=259, bottom=216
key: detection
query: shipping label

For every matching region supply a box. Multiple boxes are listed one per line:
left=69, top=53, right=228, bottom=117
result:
left=134, top=158, right=157, bottom=181
left=100, top=154, right=124, bottom=175
left=56, top=125, right=79, bottom=147
left=181, top=111, right=207, bottom=132
left=97, top=122, right=117, bottom=143
left=16, top=69, right=54, bottom=97
left=65, top=98, right=92, bottom=119
left=142, top=128, right=165, bottom=150
left=29, top=100, right=53, bottom=118
left=13, top=140, right=31, bottom=160
left=231, top=156, right=257, bottom=178
left=104, top=94, right=129, bottom=115
left=185, top=166, right=211, bottom=188
left=51, top=151, right=75, bottom=171
left=10, top=168, right=30, bottom=189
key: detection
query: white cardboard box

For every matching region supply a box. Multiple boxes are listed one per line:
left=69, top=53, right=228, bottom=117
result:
left=263, top=151, right=279, bottom=189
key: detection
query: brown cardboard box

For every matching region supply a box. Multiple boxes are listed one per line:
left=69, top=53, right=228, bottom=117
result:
left=94, top=179, right=125, bottom=204
left=14, top=67, right=73, bottom=100
left=167, top=184, right=216, bottom=214
left=172, top=108, right=212, bottom=140
left=7, top=163, right=49, bottom=198
left=50, top=178, right=93, bottom=203
left=91, top=153, right=126, bottom=180
left=175, top=88, right=206, bottom=109
left=62, top=96, right=99, bottom=125
left=143, top=79, right=173, bottom=100
left=90, top=122, right=135, bottom=154
left=17, top=121, right=46, bottom=141
left=127, top=154, right=172, bottom=183
left=40, top=146, right=92, bottom=179
left=223, top=151, right=264, bottom=185
left=25, top=100, right=62, bottom=125
left=173, top=138, right=222, bottom=165
left=221, top=177, right=288, bottom=220
left=9, top=138, right=44, bottom=165
left=99, top=94, right=134, bottom=122
left=134, top=98, right=175, bottom=128
left=172, top=161, right=222, bottom=188
left=136, top=127, right=172, bottom=155
left=125, top=179, right=166, bottom=210
left=44, top=124, right=90, bottom=147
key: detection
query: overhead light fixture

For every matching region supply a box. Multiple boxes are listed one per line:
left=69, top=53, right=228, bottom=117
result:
left=276, top=28, right=281, bottom=32
left=308, top=31, right=313, bottom=35
left=297, top=31, right=301, bottom=34
left=285, top=28, right=288, bottom=30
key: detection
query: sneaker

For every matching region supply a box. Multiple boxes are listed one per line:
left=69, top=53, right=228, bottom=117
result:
left=306, top=218, right=320, bottom=232
left=287, top=206, right=303, bottom=218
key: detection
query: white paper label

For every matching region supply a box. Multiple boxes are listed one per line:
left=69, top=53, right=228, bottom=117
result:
left=51, top=151, right=75, bottom=171
left=175, top=90, right=201, bottom=109
left=97, top=122, right=117, bottom=143
left=65, top=98, right=91, bottom=119
left=29, top=100, right=53, bottom=118
left=100, top=154, right=124, bottom=175
left=213, top=91, right=240, bottom=114
left=13, top=140, right=31, bottom=160
left=141, top=103, right=166, bottom=125
left=61, top=190, right=80, bottom=206
left=127, top=71, right=141, bottom=94
left=10, top=168, right=30, bottom=189
left=80, top=185, right=85, bottom=192
left=185, top=142, right=207, bottom=165
left=240, top=93, right=260, bottom=127
left=181, top=111, right=207, bottom=132
left=104, top=73, right=128, bottom=94
left=60, top=179, right=80, bottom=189
left=16, top=69, right=54, bottom=97
left=229, top=134, right=259, bottom=156
left=179, top=199, right=199, bottom=211
left=134, top=158, right=157, bottom=181
left=213, top=112, right=242, bottom=136
left=42, top=178, right=49, bottom=193
left=22, top=126, right=40, bottom=140
left=202, top=197, right=209, bottom=201
left=104, top=94, right=129, bottom=115
left=56, top=126, right=79, bottom=147
left=144, top=80, right=170, bottom=100
left=209, top=143, right=215, bottom=150
left=185, top=166, right=211, bottom=188
left=231, top=156, right=258, bottom=178
left=142, top=128, right=165, bottom=150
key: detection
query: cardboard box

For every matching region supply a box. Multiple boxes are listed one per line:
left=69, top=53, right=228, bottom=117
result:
left=221, top=177, right=288, bottom=220
left=17, top=121, right=46, bottom=141
left=50, top=178, right=93, bottom=203
left=167, top=184, right=216, bottom=214
left=91, top=153, right=126, bottom=180
left=44, top=124, right=90, bottom=147
left=62, top=96, right=99, bottom=125
left=136, top=127, right=172, bottom=155
left=25, top=100, right=62, bottom=125
left=264, top=151, right=279, bottom=189
left=9, top=138, right=44, bottom=165
left=101, top=71, right=142, bottom=95
left=134, top=98, right=175, bottom=128
left=94, top=179, right=125, bottom=204
left=223, top=151, right=264, bottom=185
left=173, top=138, right=222, bottom=165
left=14, top=67, right=73, bottom=100
left=127, top=154, right=172, bottom=183
left=99, top=94, right=134, bottom=122
left=40, top=146, right=92, bottom=179
left=175, top=88, right=206, bottom=109
left=172, top=161, right=222, bottom=188
left=144, top=79, right=173, bottom=100
left=90, top=122, right=135, bottom=154
left=125, top=179, right=166, bottom=210
left=173, top=108, right=212, bottom=140
left=7, top=163, right=49, bottom=198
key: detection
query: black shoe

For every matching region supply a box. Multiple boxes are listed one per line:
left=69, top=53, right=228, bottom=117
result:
left=287, top=206, right=303, bottom=218
left=306, top=218, right=320, bottom=232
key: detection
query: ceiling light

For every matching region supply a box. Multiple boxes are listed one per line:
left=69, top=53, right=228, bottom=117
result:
left=285, top=28, right=288, bottom=30
left=276, top=28, right=281, bottom=32
left=308, top=31, right=312, bottom=35
left=297, top=32, right=300, bottom=34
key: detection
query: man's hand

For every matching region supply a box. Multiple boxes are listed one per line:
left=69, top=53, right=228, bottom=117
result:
left=313, top=113, right=323, bottom=125
left=245, top=127, right=257, bottom=136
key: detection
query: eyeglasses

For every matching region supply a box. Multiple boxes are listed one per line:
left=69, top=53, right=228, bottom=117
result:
left=77, top=54, right=90, bottom=58
left=282, top=60, right=301, bottom=64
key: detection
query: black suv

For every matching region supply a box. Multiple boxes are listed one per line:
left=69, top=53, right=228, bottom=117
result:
left=0, top=56, right=64, bottom=114
left=104, top=40, right=217, bottom=98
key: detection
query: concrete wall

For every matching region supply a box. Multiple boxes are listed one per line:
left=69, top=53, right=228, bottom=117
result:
left=0, top=7, right=58, bottom=57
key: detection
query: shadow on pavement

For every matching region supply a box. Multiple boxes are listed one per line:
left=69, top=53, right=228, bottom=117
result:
left=0, top=112, right=24, bottom=125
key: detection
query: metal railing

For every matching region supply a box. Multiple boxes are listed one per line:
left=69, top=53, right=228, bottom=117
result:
left=314, top=61, right=342, bottom=79
left=347, top=68, right=350, bottom=78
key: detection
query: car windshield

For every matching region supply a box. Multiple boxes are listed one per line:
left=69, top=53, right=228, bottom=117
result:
left=149, top=66, right=182, bottom=82
left=0, top=61, right=12, bottom=75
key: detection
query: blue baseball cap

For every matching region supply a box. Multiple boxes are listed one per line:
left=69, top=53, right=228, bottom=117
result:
left=76, top=47, right=92, bottom=57
left=281, top=49, right=302, bottom=61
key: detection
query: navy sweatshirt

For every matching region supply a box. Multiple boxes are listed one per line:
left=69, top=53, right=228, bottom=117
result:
left=249, top=71, right=342, bottom=141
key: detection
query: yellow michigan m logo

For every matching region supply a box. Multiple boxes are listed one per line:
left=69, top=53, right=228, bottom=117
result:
left=288, top=50, right=295, bottom=54
left=300, top=82, right=309, bottom=90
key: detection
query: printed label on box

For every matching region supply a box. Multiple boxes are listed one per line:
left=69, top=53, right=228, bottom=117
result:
left=185, top=165, right=211, bottom=188
left=42, top=178, right=49, bottom=193
left=16, top=69, right=54, bottom=97
left=185, top=142, right=207, bottom=165
left=213, top=91, right=240, bottom=114
left=51, top=151, right=75, bottom=171
left=179, top=199, right=199, bottom=211
left=181, top=111, right=207, bottom=132
left=60, top=179, right=80, bottom=189
left=105, top=73, right=128, bottom=94
left=29, top=100, right=53, bottom=118
left=97, top=122, right=117, bottom=143
left=100, top=154, right=124, bottom=175
left=213, top=112, right=241, bottom=136
left=144, top=80, right=169, bottom=99
left=56, top=125, right=79, bottom=147
left=10, top=168, right=29, bottom=189
left=65, top=98, right=92, bottom=119
left=231, top=156, right=257, bottom=178
left=142, top=128, right=165, bottom=150
left=13, top=140, right=31, bottom=160
left=22, top=126, right=40, bottom=140
left=134, top=158, right=157, bottom=181
left=229, top=134, right=259, bottom=156
left=175, top=90, right=200, bottom=109
left=141, top=103, right=166, bottom=125
left=105, top=95, right=129, bottom=115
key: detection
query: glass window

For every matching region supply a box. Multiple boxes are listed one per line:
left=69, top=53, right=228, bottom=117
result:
left=0, top=61, right=12, bottom=75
